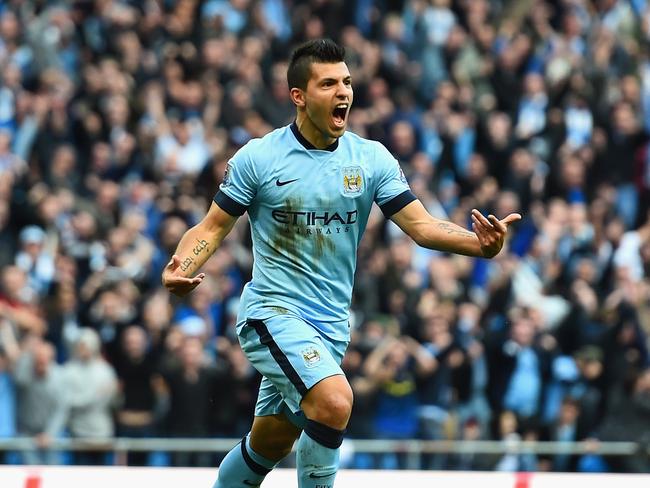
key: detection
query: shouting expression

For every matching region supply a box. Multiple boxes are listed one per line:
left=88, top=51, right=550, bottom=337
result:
left=292, top=61, right=353, bottom=146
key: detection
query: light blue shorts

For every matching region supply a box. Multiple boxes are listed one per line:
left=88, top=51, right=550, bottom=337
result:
left=237, top=313, right=348, bottom=422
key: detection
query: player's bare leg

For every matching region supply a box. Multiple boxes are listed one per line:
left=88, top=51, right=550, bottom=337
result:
left=301, top=374, right=353, bottom=429
left=296, top=374, right=353, bottom=487
left=249, top=413, right=302, bottom=461
left=213, top=413, right=301, bottom=488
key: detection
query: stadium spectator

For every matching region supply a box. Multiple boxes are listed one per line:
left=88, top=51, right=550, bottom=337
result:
left=0, top=319, right=17, bottom=464
left=362, top=331, right=428, bottom=469
left=593, top=367, right=650, bottom=473
left=15, top=225, right=55, bottom=297
left=12, top=338, right=66, bottom=465
left=0, top=265, right=46, bottom=337
left=158, top=335, right=230, bottom=467
left=541, top=396, right=587, bottom=472
left=485, top=307, right=554, bottom=430
left=114, top=325, right=162, bottom=466
left=62, top=328, right=118, bottom=466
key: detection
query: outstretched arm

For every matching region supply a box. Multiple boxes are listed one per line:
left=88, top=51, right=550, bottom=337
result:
left=390, top=200, right=521, bottom=258
left=162, top=201, right=238, bottom=296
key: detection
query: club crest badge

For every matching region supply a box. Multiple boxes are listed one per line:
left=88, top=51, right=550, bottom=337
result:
left=222, top=161, right=233, bottom=187
left=301, top=347, right=321, bottom=368
left=342, top=166, right=364, bottom=196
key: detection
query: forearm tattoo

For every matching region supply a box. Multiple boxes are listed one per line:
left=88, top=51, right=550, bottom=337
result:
left=437, top=222, right=475, bottom=238
left=180, top=239, right=211, bottom=272
left=191, top=238, right=210, bottom=256
left=179, top=256, right=194, bottom=272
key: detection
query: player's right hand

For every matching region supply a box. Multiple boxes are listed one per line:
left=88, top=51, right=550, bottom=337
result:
left=162, top=255, right=205, bottom=297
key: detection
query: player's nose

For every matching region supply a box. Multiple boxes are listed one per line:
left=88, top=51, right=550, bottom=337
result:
left=336, top=81, right=352, bottom=97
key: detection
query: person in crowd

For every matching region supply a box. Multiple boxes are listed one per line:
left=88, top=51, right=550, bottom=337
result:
left=114, top=325, right=162, bottom=466
left=12, top=338, right=66, bottom=465
left=158, top=335, right=231, bottom=467
left=62, top=328, right=118, bottom=466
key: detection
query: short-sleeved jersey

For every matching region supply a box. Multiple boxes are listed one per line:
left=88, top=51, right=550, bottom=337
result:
left=215, top=123, right=415, bottom=341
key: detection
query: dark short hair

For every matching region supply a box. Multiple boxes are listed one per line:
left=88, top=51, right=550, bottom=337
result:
left=287, top=39, right=346, bottom=90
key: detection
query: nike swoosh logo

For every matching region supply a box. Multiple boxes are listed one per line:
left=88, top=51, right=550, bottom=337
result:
left=276, top=178, right=299, bottom=186
left=243, top=481, right=260, bottom=487
left=309, top=472, right=336, bottom=479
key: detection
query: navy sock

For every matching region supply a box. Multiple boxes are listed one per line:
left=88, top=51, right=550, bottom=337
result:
left=213, top=435, right=277, bottom=488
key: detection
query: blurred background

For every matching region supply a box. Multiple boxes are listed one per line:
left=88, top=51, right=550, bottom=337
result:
left=0, top=0, right=649, bottom=475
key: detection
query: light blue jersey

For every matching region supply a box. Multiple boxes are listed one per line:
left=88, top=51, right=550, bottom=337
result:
left=215, top=123, right=414, bottom=341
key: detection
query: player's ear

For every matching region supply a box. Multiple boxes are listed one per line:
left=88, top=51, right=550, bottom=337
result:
left=290, top=87, right=306, bottom=108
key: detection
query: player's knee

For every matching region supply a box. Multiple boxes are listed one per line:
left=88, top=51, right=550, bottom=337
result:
left=325, top=388, right=353, bottom=423
left=305, top=384, right=353, bottom=428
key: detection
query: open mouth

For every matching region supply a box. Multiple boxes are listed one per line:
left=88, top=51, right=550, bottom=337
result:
left=332, top=103, right=349, bottom=127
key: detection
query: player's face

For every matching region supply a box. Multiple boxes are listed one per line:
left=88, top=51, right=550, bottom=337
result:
left=303, top=62, right=353, bottom=139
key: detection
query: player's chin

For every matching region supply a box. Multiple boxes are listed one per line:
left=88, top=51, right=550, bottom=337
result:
left=328, top=116, right=347, bottom=135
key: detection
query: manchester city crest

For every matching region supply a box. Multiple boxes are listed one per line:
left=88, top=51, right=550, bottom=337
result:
left=301, top=347, right=321, bottom=368
left=342, top=166, right=364, bottom=196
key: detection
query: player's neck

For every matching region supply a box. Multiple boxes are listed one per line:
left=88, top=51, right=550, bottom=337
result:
left=295, top=113, right=337, bottom=149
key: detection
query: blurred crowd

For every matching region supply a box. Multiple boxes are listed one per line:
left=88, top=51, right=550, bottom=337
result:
left=0, top=0, right=649, bottom=474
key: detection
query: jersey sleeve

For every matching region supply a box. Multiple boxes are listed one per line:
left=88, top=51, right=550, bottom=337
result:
left=373, top=143, right=417, bottom=217
left=213, top=141, right=259, bottom=216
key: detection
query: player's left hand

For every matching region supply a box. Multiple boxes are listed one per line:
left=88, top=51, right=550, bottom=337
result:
left=162, top=254, right=206, bottom=297
left=470, top=209, right=521, bottom=258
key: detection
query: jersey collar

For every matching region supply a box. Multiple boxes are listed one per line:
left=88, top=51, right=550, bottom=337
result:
left=290, top=122, right=339, bottom=152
